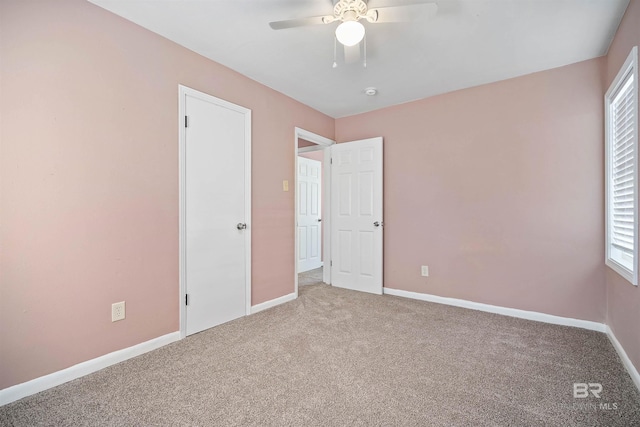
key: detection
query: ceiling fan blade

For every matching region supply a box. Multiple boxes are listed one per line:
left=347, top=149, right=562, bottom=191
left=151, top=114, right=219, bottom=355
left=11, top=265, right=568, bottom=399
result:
left=369, top=3, right=438, bottom=23
left=269, top=16, right=333, bottom=30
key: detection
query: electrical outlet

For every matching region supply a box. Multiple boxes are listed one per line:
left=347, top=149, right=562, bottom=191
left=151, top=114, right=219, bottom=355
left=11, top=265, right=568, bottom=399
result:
left=421, top=266, right=429, bottom=277
left=112, top=301, right=125, bottom=322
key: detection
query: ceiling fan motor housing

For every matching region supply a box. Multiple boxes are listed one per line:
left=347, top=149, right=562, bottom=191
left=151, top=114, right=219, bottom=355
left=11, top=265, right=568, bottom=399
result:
left=334, top=0, right=369, bottom=21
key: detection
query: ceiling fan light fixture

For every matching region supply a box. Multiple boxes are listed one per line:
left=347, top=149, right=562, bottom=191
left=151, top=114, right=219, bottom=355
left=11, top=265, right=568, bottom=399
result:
left=335, top=20, right=365, bottom=47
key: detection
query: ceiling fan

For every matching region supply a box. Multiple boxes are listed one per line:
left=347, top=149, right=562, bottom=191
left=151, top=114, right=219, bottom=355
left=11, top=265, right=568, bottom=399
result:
left=269, top=0, right=439, bottom=47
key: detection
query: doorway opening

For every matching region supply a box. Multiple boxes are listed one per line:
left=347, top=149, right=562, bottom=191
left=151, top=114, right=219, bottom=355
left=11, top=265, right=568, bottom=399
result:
left=294, top=128, right=334, bottom=297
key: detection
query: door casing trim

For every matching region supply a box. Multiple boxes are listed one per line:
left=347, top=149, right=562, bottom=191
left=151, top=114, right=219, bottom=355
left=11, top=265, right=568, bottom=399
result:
left=294, top=128, right=335, bottom=297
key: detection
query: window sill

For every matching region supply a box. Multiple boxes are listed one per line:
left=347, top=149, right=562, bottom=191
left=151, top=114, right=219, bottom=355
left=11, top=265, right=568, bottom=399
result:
left=606, top=258, right=638, bottom=286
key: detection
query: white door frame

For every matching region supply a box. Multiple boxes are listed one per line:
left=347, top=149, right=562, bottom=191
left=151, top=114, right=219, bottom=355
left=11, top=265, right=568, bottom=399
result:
left=295, top=127, right=334, bottom=297
left=178, top=85, right=252, bottom=339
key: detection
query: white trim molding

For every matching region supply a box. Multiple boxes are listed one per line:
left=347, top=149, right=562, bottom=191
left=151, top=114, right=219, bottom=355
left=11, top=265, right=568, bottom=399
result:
left=295, top=127, right=334, bottom=147
left=383, top=287, right=606, bottom=332
left=250, top=292, right=296, bottom=314
left=605, top=46, right=639, bottom=286
left=385, top=287, right=640, bottom=392
left=606, top=326, right=640, bottom=393
left=0, top=332, right=180, bottom=407
left=294, top=127, right=335, bottom=298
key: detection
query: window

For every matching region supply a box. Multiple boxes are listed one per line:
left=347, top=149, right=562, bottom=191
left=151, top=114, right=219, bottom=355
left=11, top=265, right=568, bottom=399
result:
left=606, top=46, right=639, bottom=285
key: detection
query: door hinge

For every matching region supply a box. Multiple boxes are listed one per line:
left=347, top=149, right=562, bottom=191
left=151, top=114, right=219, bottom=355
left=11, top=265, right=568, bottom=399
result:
left=330, top=158, right=333, bottom=164
left=184, top=115, right=188, bottom=128
left=330, top=260, right=333, bottom=266
left=185, top=293, right=189, bottom=306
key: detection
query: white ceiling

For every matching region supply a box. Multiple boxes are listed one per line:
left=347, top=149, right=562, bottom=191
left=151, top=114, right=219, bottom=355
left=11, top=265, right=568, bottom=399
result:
left=88, top=0, right=629, bottom=118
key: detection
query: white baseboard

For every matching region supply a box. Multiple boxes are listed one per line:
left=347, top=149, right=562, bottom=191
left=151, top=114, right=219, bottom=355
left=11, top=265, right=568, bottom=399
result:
left=606, top=326, right=640, bottom=393
left=384, top=287, right=640, bottom=393
left=4, top=292, right=638, bottom=407
left=251, top=292, right=296, bottom=314
left=0, top=331, right=180, bottom=407
left=383, top=287, right=606, bottom=332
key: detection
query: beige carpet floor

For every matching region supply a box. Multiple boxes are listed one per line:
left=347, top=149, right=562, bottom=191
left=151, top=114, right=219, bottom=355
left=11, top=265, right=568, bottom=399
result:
left=298, top=267, right=324, bottom=286
left=1, top=283, right=639, bottom=426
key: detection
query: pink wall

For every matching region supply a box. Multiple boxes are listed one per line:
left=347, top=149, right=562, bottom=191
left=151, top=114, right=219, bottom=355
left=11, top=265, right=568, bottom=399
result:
left=0, top=0, right=333, bottom=389
left=299, top=151, right=324, bottom=162
left=604, top=0, right=640, bottom=374
left=336, top=58, right=606, bottom=322
left=298, top=138, right=317, bottom=148
left=1, top=0, right=635, bottom=395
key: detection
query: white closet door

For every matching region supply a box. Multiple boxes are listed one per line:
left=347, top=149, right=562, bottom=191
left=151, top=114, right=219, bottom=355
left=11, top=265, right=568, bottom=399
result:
left=182, top=87, right=251, bottom=336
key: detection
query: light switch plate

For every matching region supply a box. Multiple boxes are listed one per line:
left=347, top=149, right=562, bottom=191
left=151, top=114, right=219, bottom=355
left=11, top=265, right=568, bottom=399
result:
left=283, top=180, right=289, bottom=191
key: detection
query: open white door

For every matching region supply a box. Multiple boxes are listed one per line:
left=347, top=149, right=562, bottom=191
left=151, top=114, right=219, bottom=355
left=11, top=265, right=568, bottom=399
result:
left=297, top=156, right=323, bottom=273
left=330, top=137, right=383, bottom=295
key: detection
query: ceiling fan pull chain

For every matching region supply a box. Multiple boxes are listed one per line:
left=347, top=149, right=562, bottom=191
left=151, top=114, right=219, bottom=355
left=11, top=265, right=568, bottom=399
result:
left=333, top=35, right=338, bottom=68
left=363, top=33, right=367, bottom=68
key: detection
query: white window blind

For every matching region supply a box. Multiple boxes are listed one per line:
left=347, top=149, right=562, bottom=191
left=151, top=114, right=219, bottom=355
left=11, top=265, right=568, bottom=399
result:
left=606, top=46, right=638, bottom=285
left=611, top=74, right=635, bottom=255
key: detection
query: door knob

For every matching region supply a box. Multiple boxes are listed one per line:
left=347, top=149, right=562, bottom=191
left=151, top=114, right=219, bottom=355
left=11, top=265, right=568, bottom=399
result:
left=374, top=221, right=383, bottom=227
left=237, top=223, right=247, bottom=230
left=317, top=219, right=322, bottom=222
